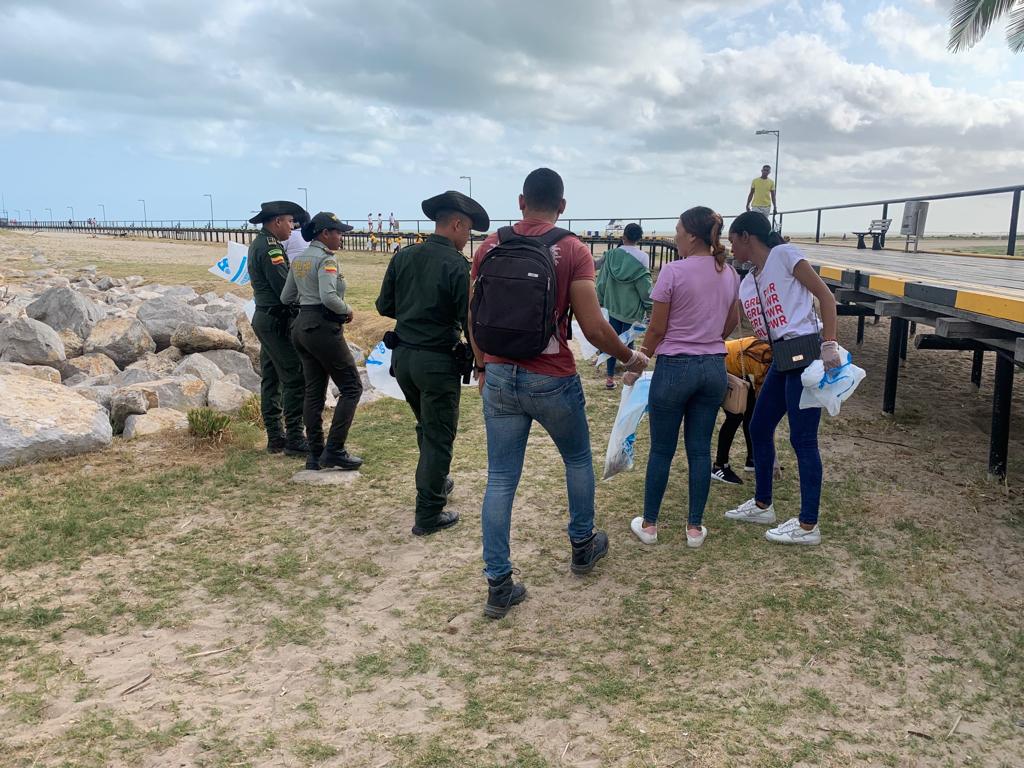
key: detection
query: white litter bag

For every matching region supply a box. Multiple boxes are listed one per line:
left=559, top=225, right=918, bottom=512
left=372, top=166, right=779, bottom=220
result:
left=602, top=372, right=652, bottom=479
left=209, top=241, right=251, bottom=286
left=365, top=342, right=407, bottom=401
left=571, top=308, right=608, bottom=360
left=595, top=321, right=647, bottom=366
left=799, top=346, right=866, bottom=416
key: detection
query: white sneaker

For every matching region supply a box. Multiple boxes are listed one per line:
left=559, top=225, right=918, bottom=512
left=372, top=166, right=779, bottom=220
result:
left=686, top=526, right=707, bottom=548
left=724, top=498, right=776, bottom=525
left=630, top=516, right=657, bottom=545
left=765, top=517, right=821, bottom=545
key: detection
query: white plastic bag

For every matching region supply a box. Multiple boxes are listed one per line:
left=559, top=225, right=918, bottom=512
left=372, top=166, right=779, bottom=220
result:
left=602, top=372, right=652, bottom=479
left=595, top=321, right=647, bottom=366
left=571, top=308, right=608, bottom=360
left=209, top=241, right=251, bottom=286
left=365, top=342, right=407, bottom=401
left=799, top=345, right=865, bottom=416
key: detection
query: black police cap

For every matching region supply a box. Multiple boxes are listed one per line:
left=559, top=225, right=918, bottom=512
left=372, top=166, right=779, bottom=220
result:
left=300, top=211, right=354, bottom=241
left=249, top=200, right=310, bottom=225
left=421, top=190, right=489, bottom=232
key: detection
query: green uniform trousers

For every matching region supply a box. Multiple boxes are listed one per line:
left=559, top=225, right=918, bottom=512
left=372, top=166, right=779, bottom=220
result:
left=392, top=346, right=462, bottom=527
left=251, top=309, right=305, bottom=442
left=291, top=311, right=363, bottom=452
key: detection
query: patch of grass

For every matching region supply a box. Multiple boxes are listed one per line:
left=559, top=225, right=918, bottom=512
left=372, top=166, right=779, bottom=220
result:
left=188, top=407, right=232, bottom=443
left=293, top=738, right=338, bottom=762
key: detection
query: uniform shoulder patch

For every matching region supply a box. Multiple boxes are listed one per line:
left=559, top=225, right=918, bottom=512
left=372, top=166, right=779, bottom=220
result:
left=321, top=258, right=339, bottom=274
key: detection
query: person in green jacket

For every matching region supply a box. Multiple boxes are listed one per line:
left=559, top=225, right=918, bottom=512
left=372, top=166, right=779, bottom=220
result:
left=596, top=222, right=652, bottom=388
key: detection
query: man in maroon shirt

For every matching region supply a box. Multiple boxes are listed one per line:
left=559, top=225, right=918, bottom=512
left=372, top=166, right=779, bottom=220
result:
left=469, top=168, right=649, bottom=619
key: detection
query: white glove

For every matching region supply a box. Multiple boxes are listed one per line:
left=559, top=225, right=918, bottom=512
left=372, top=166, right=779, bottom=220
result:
left=624, top=349, right=650, bottom=374
left=820, top=340, right=842, bottom=370
left=623, top=371, right=640, bottom=386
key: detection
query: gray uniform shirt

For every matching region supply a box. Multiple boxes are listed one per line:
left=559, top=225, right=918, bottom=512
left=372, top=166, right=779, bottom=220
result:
left=280, top=240, right=350, bottom=316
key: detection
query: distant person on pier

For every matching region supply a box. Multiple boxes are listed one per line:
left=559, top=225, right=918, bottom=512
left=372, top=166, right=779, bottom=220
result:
left=389, top=211, right=397, bottom=232
left=746, top=165, right=776, bottom=221
left=377, top=212, right=384, bottom=233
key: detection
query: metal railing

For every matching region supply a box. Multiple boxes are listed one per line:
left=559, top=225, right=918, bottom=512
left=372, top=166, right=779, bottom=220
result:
left=777, top=183, right=1023, bottom=255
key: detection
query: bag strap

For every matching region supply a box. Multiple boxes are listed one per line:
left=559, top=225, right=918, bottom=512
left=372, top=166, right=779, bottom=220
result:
left=496, top=226, right=515, bottom=244
left=538, top=227, right=572, bottom=248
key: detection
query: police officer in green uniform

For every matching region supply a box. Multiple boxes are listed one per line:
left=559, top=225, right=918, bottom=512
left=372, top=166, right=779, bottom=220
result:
left=281, top=212, right=364, bottom=472
left=376, top=191, right=489, bottom=536
left=247, top=200, right=309, bottom=455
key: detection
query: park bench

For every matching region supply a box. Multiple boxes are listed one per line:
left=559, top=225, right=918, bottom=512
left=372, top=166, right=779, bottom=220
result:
left=852, top=218, right=891, bottom=250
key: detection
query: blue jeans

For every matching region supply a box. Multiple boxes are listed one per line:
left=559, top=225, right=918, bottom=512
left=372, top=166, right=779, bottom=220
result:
left=643, top=354, right=727, bottom=527
left=750, top=363, right=823, bottom=525
left=606, top=316, right=633, bottom=377
left=481, top=364, right=595, bottom=580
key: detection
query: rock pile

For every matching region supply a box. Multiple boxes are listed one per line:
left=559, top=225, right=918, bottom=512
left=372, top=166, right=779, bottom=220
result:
left=0, top=264, right=372, bottom=468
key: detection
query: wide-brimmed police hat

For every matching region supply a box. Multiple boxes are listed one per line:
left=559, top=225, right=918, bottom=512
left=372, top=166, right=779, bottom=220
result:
left=249, top=200, right=309, bottom=225
left=421, top=190, right=489, bottom=232
left=301, top=211, right=355, bottom=241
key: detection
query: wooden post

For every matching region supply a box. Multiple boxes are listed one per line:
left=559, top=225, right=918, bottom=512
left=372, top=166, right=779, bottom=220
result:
left=856, top=315, right=865, bottom=345
left=988, top=352, right=1013, bottom=479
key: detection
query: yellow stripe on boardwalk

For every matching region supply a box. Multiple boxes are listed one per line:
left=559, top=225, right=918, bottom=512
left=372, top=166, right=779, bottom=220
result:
left=819, top=266, right=843, bottom=281
left=868, top=275, right=906, bottom=297
left=955, top=292, right=1024, bottom=323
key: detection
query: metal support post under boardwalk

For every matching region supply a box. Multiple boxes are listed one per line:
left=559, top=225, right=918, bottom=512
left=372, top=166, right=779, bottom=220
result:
left=883, top=317, right=906, bottom=415
left=988, top=353, right=1014, bottom=479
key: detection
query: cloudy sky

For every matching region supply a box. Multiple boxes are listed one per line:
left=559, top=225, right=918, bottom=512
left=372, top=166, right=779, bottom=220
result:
left=2, top=0, right=1021, bottom=234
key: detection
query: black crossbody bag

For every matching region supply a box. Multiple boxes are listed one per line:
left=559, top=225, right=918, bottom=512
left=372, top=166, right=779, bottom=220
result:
left=752, top=270, right=821, bottom=372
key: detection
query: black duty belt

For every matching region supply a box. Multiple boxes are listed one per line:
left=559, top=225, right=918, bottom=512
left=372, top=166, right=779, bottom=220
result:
left=300, top=304, right=349, bottom=323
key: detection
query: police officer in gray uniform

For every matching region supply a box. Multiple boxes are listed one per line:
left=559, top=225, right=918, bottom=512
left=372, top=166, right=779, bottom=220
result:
left=281, top=212, right=364, bottom=471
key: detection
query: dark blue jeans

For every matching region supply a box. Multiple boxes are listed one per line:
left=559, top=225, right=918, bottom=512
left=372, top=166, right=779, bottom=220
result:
left=643, top=354, right=727, bottom=527
left=750, top=363, right=823, bottom=525
left=606, top=316, right=633, bottom=377
left=481, top=364, right=595, bottom=580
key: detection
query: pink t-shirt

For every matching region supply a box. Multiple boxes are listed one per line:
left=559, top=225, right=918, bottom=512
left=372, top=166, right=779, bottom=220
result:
left=650, top=255, right=739, bottom=356
left=472, top=219, right=595, bottom=377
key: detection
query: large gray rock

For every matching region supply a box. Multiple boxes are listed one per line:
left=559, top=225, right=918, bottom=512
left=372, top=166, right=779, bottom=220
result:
left=200, top=308, right=240, bottom=337
left=58, top=329, right=84, bottom=358
left=121, top=375, right=208, bottom=411
left=59, top=352, right=120, bottom=382
left=136, top=297, right=206, bottom=349
left=173, top=353, right=224, bottom=388
left=70, top=384, right=116, bottom=412
left=170, top=323, right=243, bottom=354
left=26, top=286, right=105, bottom=338
left=126, top=352, right=178, bottom=377
left=236, top=315, right=261, bottom=369
left=0, top=317, right=66, bottom=366
left=110, top=387, right=151, bottom=433
left=0, top=375, right=112, bottom=468
left=207, top=376, right=250, bottom=414
left=109, top=368, right=163, bottom=388
left=123, top=408, right=188, bottom=440
left=84, top=318, right=155, bottom=367
left=200, top=349, right=260, bottom=393
left=0, top=362, right=62, bottom=384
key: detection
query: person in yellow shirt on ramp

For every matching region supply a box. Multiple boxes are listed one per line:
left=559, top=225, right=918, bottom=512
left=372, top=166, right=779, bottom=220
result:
left=746, top=165, right=777, bottom=221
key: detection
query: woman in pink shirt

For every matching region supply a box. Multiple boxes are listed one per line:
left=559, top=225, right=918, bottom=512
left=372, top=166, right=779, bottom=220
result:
left=629, top=207, right=740, bottom=548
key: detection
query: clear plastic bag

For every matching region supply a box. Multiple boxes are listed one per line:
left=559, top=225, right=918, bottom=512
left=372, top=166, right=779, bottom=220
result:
left=799, top=345, right=866, bottom=416
left=602, top=372, right=652, bottom=479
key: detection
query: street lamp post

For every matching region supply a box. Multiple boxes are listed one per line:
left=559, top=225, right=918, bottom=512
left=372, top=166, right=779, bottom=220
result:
left=297, top=187, right=308, bottom=212
left=755, top=129, right=780, bottom=228
left=203, top=193, right=213, bottom=227
left=138, top=199, right=147, bottom=226
left=98, top=203, right=106, bottom=223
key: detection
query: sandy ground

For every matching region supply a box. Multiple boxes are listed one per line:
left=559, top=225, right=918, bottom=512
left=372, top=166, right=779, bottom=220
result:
left=0, top=230, right=1022, bottom=767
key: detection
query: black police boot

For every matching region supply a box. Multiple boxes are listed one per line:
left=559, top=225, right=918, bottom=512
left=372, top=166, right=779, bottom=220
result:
left=305, top=444, right=323, bottom=471
left=266, top=436, right=286, bottom=454
left=282, top=437, right=308, bottom=458
left=444, top=475, right=455, bottom=497
left=570, top=530, right=609, bottom=575
left=484, top=572, right=527, bottom=619
left=320, top=445, right=363, bottom=471
left=411, top=510, right=460, bottom=537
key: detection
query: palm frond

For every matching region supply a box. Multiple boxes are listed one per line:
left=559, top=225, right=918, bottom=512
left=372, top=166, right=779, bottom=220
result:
left=947, top=0, right=1017, bottom=52
left=1007, top=1, right=1024, bottom=52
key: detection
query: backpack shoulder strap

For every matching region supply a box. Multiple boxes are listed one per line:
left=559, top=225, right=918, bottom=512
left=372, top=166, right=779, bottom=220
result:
left=538, top=227, right=572, bottom=248
left=496, top=226, right=516, bottom=244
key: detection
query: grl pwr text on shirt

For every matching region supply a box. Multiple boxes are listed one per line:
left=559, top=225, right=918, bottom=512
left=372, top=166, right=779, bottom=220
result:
left=743, top=281, right=789, bottom=338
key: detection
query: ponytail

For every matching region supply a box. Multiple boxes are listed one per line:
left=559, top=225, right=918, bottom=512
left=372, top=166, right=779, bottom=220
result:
left=710, top=211, right=726, bottom=271
left=680, top=206, right=728, bottom=272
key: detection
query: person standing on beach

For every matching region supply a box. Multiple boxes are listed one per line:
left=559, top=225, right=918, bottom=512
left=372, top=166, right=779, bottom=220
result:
left=746, top=165, right=776, bottom=221
left=247, top=200, right=310, bottom=456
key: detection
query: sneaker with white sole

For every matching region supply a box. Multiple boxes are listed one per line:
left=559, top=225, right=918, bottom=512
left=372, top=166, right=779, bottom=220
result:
left=711, top=463, right=743, bottom=485
left=765, top=516, right=821, bottom=545
left=724, top=498, right=776, bottom=524
left=686, top=525, right=707, bottom=548
left=630, top=516, right=657, bottom=545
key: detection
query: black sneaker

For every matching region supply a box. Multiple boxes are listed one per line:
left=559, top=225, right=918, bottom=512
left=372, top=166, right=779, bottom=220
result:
left=711, top=463, right=743, bottom=485
left=411, top=510, right=460, bottom=537
left=484, top=572, right=527, bottom=619
left=282, top=438, right=309, bottom=458
left=570, top=530, right=609, bottom=575
left=266, top=436, right=286, bottom=454
left=320, top=447, right=363, bottom=471
left=444, top=475, right=455, bottom=496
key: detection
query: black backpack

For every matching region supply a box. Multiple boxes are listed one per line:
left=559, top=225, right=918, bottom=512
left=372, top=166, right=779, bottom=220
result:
left=471, top=226, right=572, bottom=359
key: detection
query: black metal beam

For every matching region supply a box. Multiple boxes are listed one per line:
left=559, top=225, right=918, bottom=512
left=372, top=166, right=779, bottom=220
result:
left=971, top=349, right=985, bottom=388
left=988, top=353, right=1014, bottom=479
left=913, top=335, right=987, bottom=351
left=883, top=317, right=906, bottom=414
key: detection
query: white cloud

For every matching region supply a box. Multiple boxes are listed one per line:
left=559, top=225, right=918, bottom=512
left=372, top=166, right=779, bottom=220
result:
left=865, top=5, right=948, bottom=61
